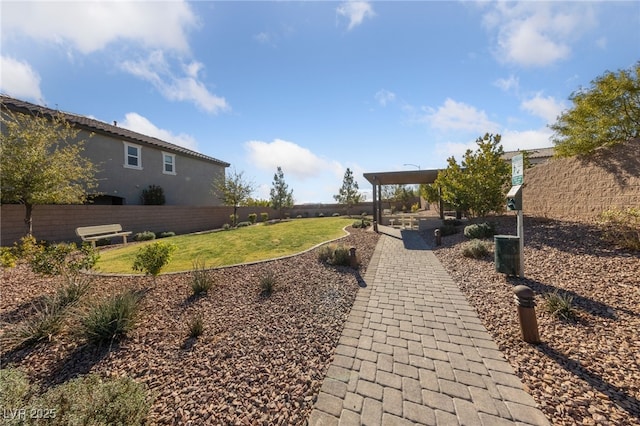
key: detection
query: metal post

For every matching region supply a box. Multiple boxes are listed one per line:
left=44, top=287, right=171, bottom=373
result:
left=517, top=210, right=524, bottom=278
left=349, top=247, right=358, bottom=268
left=513, top=285, right=540, bottom=344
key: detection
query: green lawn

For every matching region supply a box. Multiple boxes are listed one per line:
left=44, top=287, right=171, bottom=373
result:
left=96, top=217, right=356, bottom=274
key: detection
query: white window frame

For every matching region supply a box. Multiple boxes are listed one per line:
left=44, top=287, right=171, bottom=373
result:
left=162, top=152, right=176, bottom=175
left=123, top=142, right=143, bottom=170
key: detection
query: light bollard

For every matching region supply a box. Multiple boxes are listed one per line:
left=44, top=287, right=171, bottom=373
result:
left=434, top=228, right=442, bottom=246
left=349, top=247, right=358, bottom=268
left=513, top=285, right=540, bottom=344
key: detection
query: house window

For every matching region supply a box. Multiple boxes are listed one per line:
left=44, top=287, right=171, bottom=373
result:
left=162, top=152, right=176, bottom=175
left=123, top=142, right=142, bottom=170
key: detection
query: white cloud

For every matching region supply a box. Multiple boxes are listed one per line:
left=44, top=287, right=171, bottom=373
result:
left=375, top=89, right=396, bottom=106
left=500, top=128, right=554, bottom=151
left=483, top=2, right=596, bottom=67
left=521, top=93, right=566, bottom=124
left=337, top=1, right=375, bottom=30
left=120, top=112, right=198, bottom=151
left=0, top=56, right=43, bottom=103
left=244, top=139, right=343, bottom=181
left=494, top=75, right=520, bottom=93
left=120, top=51, right=229, bottom=114
left=2, top=1, right=197, bottom=54
left=424, top=98, right=500, bottom=134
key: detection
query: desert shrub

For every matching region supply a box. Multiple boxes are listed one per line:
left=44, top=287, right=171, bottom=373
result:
left=81, top=290, right=142, bottom=345
left=597, top=207, right=640, bottom=251
left=8, top=299, right=66, bottom=348
left=318, top=244, right=351, bottom=266
left=352, top=218, right=371, bottom=229
left=443, top=218, right=462, bottom=227
left=141, top=184, right=165, bottom=205
left=132, top=242, right=177, bottom=278
left=464, top=222, right=496, bottom=239
left=296, top=215, right=302, bottom=219
left=53, top=278, right=91, bottom=310
left=260, top=212, right=269, bottom=222
left=411, top=202, right=420, bottom=213
left=462, top=239, right=489, bottom=258
left=260, top=271, right=277, bottom=295
left=229, top=214, right=238, bottom=226
left=236, top=221, right=251, bottom=228
left=1, top=247, right=17, bottom=268
left=187, top=315, right=204, bottom=338
left=318, top=212, right=325, bottom=217
left=155, top=231, right=175, bottom=239
left=332, top=212, right=340, bottom=217
left=438, top=224, right=458, bottom=236
left=36, top=373, right=151, bottom=425
left=0, top=368, right=31, bottom=412
left=248, top=213, right=257, bottom=224
left=13, top=235, right=44, bottom=262
left=191, top=259, right=214, bottom=296
left=133, top=231, right=156, bottom=242
left=222, top=223, right=232, bottom=231
left=29, top=242, right=99, bottom=277
left=543, top=290, right=576, bottom=321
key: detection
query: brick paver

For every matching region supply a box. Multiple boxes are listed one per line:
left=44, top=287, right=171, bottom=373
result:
left=308, top=227, right=549, bottom=426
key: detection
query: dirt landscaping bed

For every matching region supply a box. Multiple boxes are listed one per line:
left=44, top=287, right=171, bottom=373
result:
left=1, top=227, right=380, bottom=425
left=431, top=215, right=640, bottom=426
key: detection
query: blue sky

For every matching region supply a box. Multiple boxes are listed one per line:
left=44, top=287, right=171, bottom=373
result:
left=2, top=1, right=638, bottom=203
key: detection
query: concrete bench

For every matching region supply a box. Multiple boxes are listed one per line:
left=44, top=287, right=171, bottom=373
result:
left=76, top=224, right=132, bottom=248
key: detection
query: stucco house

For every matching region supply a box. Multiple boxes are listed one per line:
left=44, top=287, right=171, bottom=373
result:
left=1, top=95, right=229, bottom=206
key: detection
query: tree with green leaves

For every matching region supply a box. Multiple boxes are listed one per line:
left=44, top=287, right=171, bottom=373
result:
left=551, top=62, right=640, bottom=157
left=434, top=133, right=510, bottom=218
left=211, top=168, right=254, bottom=226
left=334, top=168, right=363, bottom=217
left=269, top=166, right=294, bottom=220
left=0, top=108, right=98, bottom=236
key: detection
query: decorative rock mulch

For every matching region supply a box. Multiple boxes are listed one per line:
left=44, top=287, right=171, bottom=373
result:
left=431, top=215, right=640, bottom=426
left=1, top=227, right=380, bottom=425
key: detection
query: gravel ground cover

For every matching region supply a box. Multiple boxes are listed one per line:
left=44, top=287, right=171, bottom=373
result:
left=430, top=215, right=640, bottom=426
left=1, top=226, right=379, bottom=425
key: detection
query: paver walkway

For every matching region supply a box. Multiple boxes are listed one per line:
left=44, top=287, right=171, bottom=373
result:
left=308, top=227, right=549, bottom=425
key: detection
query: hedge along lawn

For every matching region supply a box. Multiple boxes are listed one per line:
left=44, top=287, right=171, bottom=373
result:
left=96, top=217, right=356, bottom=274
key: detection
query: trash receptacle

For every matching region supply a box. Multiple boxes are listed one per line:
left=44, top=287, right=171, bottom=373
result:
left=494, top=235, right=520, bottom=276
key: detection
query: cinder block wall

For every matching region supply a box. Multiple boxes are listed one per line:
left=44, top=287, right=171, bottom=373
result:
left=523, top=139, right=640, bottom=221
left=0, top=205, right=277, bottom=245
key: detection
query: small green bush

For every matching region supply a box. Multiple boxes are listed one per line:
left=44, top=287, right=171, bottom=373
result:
left=222, top=223, right=232, bottom=231
left=296, top=215, right=303, bottom=219
left=187, top=314, right=204, bottom=338
left=260, top=271, right=277, bottom=295
left=13, top=235, right=44, bottom=262
left=597, top=207, right=640, bottom=251
left=133, top=231, right=156, bottom=242
left=229, top=214, right=238, bottom=226
left=464, top=222, right=496, bottom=239
left=439, top=224, right=458, bottom=236
left=36, top=373, right=151, bottom=425
left=318, top=212, right=325, bottom=217
left=156, top=231, right=175, bottom=239
left=462, top=239, right=489, bottom=258
left=82, top=290, right=142, bottom=345
left=236, top=221, right=251, bottom=228
left=30, top=242, right=99, bottom=277
left=332, top=212, right=340, bottom=217
left=260, top=212, right=269, bottom=222
left=132, top=241, right=177, bottom=278
left=1, top=247, right=17, bottom=268
left=411, top=202, right=420, bottom=213
left=141, top=184, right=165, bottom=205
left=248, top=213, right=258, bottom=224
left=191, top=259, right=214, bottom=296
left=0, top=368, right=31, bottom=412
left=352, top=218, right=371, bottom=229
left=544, top=290, right=576, bottom=321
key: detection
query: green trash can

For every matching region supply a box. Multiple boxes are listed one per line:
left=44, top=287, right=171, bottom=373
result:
left=494, top=235, right=520, bottom=276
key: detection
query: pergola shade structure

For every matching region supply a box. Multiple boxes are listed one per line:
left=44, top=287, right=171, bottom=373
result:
left=363, top=169, right=443, bottom=229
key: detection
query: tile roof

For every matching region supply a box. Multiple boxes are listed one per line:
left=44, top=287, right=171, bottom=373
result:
left=1, top=95, right=230, bottom=167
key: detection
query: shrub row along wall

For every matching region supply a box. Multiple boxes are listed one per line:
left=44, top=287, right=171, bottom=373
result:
left=0, top=205, right=275, bottom=245
left=523, top=138, right=640, bottom=221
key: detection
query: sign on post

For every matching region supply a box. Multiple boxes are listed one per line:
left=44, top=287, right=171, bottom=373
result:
left=512, top=154, right=523, bottom=186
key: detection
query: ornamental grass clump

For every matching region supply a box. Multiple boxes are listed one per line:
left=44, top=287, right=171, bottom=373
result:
left=187, top=314, right=204, bottom=338
left=543, top=290, right=576, bottom=321
left=190, top=259, right=214, bottom=296
left=81, top=290, right=142, bottom=345
left=317, top=244, right=351, bottom=266
left=260, top=271, right=277, bottom=295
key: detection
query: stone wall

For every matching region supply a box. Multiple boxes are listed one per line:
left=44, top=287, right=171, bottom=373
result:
left=523, top=139, right=640, bottom=221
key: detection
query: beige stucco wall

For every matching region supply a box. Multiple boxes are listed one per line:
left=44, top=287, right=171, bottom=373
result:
left=523, top=139, right=639, bottom=221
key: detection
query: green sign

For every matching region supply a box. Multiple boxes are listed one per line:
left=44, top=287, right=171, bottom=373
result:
left=512, top=154, right=524, bottom=186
